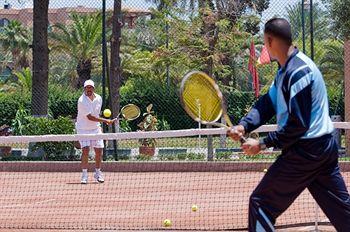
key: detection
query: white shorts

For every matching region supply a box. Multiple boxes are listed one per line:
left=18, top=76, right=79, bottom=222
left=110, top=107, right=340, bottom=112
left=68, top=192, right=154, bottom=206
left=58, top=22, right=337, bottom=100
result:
left=76, top=127, right=104, bottom=149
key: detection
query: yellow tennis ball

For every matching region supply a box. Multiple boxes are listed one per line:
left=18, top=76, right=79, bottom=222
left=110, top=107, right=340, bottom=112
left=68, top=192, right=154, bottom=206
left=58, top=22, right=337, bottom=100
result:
left=163, top=219, right=172, bottom=227
left=103, top=109, right=111, bottom=118
left=263, top=168, right=268, bottom=173
left=191, top=204, right=198, bottom=212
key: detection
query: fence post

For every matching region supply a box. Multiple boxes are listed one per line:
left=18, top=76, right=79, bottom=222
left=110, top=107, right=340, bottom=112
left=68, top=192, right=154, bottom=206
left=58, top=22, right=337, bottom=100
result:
left=331, top=115, right=341, bottom=148
left=344, top=40, right=350, bottom=156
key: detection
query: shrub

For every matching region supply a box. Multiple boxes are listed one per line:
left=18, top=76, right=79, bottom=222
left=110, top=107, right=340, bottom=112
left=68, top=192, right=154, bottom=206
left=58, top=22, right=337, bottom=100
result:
left=225, top=90, right=256, bottom=124
left=0, top=92, right=30, bottom=126
left=13, top=111, right=76, bottom=161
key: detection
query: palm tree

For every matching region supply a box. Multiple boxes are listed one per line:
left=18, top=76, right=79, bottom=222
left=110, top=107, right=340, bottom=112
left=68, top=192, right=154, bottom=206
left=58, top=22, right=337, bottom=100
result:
left=286, top=2, right=332, bottom=41
left=49, top=12, right=102, bottom=88
left=146, top=0, right=194, bottom=11
left=109, top=0, right=122, bottom=123
left=49, top=53, right=78, bottom=87
left=0, top=20, right=32, bottom=70
left=13, top=67, right=32, bottom=93
left=319, top=40, right=344, bottom=81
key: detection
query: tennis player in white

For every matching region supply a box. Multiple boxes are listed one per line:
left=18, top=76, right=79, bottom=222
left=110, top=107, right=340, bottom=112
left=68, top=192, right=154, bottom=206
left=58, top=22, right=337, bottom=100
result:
left=76, top=80, right=115, bottom=184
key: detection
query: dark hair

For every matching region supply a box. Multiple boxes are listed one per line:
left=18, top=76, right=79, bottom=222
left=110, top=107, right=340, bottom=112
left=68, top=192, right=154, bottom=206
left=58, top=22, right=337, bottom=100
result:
left=264, top=18, right=292, bottom=45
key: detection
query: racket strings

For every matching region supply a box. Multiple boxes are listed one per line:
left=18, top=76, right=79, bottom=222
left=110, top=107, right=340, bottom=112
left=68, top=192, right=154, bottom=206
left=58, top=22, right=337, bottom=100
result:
left=121, top=105, right=140, bottom=120
left=182, top=75, right=223, bottom=122
left=184, top=94, right=222, bottom=122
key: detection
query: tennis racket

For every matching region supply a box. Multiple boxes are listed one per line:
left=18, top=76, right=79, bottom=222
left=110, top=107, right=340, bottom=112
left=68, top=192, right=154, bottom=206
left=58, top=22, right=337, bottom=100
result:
left=113, top=104, right=141, bottom=121
left=180, top=71, right=246, bottom=142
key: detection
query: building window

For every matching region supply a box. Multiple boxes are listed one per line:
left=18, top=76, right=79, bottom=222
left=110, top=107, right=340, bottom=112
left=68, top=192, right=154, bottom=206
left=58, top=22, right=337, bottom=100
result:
left=0, top=18, right=9, bottom=27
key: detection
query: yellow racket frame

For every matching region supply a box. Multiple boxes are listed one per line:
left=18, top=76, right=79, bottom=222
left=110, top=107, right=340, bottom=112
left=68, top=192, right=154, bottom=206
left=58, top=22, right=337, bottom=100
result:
left=180, top=71, right=233, bottom=128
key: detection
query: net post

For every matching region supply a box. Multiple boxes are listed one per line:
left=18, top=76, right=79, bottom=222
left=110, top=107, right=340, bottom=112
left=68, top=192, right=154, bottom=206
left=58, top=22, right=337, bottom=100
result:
left=113, top=119, right=119, bottom=161
left=220, top=116, right=226, bottom=148
left=314, top=201, right=319, bottom=231
left=207, top=125, right=214, bottom=161
left=196, top=99, right=201, bottom=148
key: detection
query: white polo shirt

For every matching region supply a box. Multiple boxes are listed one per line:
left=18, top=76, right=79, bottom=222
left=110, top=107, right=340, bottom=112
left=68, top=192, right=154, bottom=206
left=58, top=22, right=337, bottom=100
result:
left=76, top=93, right=103, bottom=130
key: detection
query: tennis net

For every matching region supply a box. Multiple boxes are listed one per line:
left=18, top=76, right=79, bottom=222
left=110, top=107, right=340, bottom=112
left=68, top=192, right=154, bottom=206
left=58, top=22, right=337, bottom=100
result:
left=0, top=125, right=349, bottom=231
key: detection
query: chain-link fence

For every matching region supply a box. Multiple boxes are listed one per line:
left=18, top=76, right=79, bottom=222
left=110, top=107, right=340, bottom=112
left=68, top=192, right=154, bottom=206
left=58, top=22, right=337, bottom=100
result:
left=0, top=0, right=348, bottom=138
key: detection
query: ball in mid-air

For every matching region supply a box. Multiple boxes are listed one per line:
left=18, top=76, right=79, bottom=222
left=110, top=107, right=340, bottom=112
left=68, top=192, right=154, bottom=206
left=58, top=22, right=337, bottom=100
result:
left=191, top=204, right=198, bottom=212
left=263, top=168, right=268, bottom=173
left=163, top=219, right=172, bottom=227
left=103, top=109, right=111, bottom=118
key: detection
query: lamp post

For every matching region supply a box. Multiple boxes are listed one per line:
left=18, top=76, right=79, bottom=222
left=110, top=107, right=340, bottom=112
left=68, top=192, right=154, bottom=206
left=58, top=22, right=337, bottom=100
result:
left=102, top=0, right=107, bottom=112
left=301, top=0, right=313, bottom=60
left=309, top=0, right=314, bottom=61
left=301, top=0, right=306, bottom=53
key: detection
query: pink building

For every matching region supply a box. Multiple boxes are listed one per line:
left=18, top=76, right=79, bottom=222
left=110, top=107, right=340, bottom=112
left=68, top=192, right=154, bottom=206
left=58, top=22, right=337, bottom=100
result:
left=0, top=4, right=151, bottom=28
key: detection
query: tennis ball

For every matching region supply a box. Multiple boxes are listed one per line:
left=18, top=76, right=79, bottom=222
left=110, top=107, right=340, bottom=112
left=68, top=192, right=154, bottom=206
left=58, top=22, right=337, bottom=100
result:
left=103, top=109, right=111, bottom=118
left=163, top=219, right=172, bottom=227
left=263, top=168, right=268, bottom=173
left=191, top=204, right=198, bottom=212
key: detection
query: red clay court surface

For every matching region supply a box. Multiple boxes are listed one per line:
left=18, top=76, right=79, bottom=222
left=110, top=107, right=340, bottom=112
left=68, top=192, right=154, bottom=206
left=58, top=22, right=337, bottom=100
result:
left=0, top=161, right=349, bottom=231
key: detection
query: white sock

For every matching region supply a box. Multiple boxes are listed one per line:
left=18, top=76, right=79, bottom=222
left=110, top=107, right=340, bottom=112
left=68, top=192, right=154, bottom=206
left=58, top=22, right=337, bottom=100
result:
left=95, top=168, right=101, bottom=172
left=82, top=169, right=87, bottom=174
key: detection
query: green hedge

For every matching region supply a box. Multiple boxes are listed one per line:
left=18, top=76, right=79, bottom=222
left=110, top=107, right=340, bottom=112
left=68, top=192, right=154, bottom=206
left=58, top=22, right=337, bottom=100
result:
left=0, top=82, right=345, bottom=130
left=20, top=116, right=76, bottom=161
left=120, top=78, right=195, bottom=130
left=0, top=92, right=30, bottom=126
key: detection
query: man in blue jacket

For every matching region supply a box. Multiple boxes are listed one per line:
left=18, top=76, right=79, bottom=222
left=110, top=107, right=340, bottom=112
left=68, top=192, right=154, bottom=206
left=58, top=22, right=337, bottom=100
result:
left=228, top=18, right=350, bottom=231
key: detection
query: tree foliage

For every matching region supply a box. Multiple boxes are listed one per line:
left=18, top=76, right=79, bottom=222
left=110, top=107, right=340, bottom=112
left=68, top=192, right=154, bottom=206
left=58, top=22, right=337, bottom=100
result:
left=13, top=67, right=32, bottom=93
left=49, top=12, right=103, bottom=88
left=323, top=0, right=350, bottom=39
left=0, top=20, right=32, bottom=70
left=286, top=2, right=332, bottom=41
left=124, top=1, right=271, bottom=91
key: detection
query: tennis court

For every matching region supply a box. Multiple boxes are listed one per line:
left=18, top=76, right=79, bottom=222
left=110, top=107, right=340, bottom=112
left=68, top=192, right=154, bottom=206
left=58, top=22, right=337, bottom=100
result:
left=1, top=127, right=350, bottom=231
left=1, top=160, right=348, bottom=231
left=1, top=0, right=350, bottom=231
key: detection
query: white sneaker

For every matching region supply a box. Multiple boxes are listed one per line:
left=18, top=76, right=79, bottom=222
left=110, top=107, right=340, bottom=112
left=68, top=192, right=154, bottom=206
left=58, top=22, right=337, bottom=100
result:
left=81, top=172, right=88, bottom=184
left=94, top=170, right=104, bottom=183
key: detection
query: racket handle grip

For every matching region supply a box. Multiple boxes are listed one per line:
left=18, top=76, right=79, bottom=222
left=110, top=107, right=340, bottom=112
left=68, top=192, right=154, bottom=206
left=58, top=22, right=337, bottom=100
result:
left=239, top=136, right=247, bottom=144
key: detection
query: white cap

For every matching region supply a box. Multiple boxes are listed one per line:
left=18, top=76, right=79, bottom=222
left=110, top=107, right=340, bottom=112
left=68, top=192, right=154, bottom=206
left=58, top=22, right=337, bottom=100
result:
left=83, top=80, right=95, bottom=88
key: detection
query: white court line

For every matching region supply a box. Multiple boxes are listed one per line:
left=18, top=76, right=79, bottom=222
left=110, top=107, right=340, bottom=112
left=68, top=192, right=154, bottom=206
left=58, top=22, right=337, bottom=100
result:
left=0, top=198, right=56, bottom=209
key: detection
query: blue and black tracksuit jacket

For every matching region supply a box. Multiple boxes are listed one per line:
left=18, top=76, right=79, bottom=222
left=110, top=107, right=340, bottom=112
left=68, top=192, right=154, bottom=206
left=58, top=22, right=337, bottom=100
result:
left=239, top=48, right=334, bottom=154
